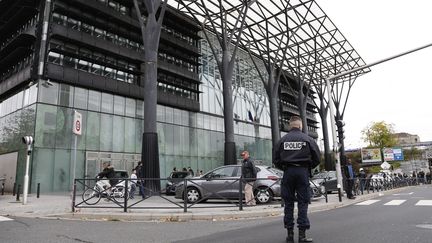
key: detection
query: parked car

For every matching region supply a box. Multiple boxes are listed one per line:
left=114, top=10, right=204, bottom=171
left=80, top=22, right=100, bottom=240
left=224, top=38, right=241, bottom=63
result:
left=311, top=171, right=338, bottom=194
left=165, top=171, right=190, bottom=195
left=174, top=165, right=282, bottom=204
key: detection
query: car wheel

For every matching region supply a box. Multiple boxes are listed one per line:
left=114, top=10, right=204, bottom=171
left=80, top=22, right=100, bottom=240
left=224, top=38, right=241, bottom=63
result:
left=255, top=187, right=273, bottom=204
left=185, top=187, right=201, bottom=203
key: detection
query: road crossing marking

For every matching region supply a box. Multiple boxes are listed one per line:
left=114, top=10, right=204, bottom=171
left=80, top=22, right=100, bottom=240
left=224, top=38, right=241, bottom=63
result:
left=392, top=192, right=414, bottom=196
left=0, top=216, right=13, bottom=222
left=415, top=200, right=432, bottom=206
left=384, top=200, right=406, bottom=206
left=355, top=200, right=380, bottom=206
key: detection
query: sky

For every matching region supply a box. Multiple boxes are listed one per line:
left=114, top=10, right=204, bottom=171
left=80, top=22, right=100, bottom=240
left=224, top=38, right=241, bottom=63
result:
left=316, top=0, right=432, bottom=149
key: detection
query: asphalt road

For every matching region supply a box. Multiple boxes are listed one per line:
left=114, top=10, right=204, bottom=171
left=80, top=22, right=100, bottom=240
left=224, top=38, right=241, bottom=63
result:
left=1, top=185, right=431, bottom=243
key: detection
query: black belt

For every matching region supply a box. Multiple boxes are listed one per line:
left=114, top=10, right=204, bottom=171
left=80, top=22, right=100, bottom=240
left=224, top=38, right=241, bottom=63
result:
left=281, top=163, right=309, bottom=170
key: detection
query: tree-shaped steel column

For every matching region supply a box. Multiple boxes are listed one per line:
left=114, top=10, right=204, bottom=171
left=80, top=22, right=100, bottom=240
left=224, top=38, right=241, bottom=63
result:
left=133, top=0, right=168, bottom=193
left=178, top=0, right=256, bottom=165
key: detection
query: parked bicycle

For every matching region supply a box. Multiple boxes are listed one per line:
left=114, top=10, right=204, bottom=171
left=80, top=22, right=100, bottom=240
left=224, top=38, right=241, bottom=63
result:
left=82, top=177, right=129, bottom=205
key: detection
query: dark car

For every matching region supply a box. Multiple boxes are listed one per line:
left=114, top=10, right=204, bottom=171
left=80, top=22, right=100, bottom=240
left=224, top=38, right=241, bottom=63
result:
left=174, top=165, right=282, bottom=204
left=114, top=170, right=128, bottom=179
left=165, top=171, right=190, bottom=195
left=311, top=171, right=338, bottom=194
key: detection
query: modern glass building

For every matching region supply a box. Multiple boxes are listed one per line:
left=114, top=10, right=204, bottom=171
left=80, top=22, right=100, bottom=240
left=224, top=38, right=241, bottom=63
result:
left=0, top=0, right=318, bottom=192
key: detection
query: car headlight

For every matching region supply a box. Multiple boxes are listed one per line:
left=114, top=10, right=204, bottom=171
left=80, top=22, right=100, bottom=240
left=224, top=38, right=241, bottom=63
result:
left=167, top=181, right=173, bottom=186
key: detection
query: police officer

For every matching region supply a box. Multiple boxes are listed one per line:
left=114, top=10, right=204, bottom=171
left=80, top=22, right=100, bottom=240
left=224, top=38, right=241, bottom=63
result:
left=273, top=116, right=320, bottom=243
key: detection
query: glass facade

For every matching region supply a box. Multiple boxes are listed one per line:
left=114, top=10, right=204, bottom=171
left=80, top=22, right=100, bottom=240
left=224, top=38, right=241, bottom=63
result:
left=0, top=1, right=284, bottom=193
left=19, top=78, right=271, bottom=192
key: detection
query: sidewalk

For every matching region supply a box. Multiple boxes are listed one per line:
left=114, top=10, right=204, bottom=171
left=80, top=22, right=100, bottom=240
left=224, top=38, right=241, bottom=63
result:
left=0, top=186, right=411, bottom=222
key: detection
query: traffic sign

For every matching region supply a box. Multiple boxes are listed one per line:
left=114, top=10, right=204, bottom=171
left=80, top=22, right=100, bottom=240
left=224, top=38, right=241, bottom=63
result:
left=73, top=111, right=82, bottom=135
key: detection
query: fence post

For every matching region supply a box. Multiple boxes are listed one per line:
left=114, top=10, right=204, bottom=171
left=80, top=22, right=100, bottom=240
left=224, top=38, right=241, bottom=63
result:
left=124, top=179, right=128, bottom=213
left=239, top=178, right=243, bottom=211
left=183, top=178, right=187, bottom=213
left=324, top=178, right=328, bottom=203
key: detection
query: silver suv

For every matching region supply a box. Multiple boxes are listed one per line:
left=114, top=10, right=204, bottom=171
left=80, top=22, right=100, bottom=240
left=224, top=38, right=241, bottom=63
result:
left=174, top=165, right=282, bottom=204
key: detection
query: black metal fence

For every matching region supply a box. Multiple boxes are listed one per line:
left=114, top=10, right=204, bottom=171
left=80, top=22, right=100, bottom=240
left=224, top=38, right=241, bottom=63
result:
left=72, top=177, right=286, bottom=212
left=71, top=175, right=421, bottom=213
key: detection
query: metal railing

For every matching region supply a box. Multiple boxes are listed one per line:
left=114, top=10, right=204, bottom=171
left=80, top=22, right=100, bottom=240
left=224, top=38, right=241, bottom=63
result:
left=72, top=177, right=283, bottom=212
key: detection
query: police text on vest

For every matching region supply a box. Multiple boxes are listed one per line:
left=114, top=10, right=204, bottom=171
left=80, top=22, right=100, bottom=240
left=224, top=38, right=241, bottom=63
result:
left=284, top=142, right=306, bottom=150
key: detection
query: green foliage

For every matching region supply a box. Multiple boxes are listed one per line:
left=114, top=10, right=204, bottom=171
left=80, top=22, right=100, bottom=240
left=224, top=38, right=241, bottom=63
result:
left=361, top=121, right=397, bottom=149
left=403, top=147, right=423, bottom=161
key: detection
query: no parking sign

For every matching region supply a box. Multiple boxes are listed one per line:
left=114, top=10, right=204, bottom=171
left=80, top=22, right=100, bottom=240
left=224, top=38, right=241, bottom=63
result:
left=73, top=111, right=82, bottom=135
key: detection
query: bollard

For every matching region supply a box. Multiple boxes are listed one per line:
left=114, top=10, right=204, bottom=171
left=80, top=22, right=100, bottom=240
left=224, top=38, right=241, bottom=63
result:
left=16, top=185, right=21, bottom=201
left=337, top=187, right=342, bottom=202
left=13, top=183, right=16, bottom=196
left=37, top=183, right=40, bottom=198
left=72, top=182, right=76, bottom=213
left=1, top=183, right=4, bottom=195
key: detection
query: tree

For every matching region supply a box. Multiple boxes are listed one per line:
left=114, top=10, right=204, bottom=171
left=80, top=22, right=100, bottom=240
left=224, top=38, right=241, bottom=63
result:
left=133, top=0, right=168, bottom=191
left=361, top=121, right=397, bottom=149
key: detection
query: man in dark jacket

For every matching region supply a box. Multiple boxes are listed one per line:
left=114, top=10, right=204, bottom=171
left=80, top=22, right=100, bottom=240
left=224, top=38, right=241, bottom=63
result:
left=241, top=151, right=256, bottom=206
left=97, top=162, right=117, bottom=189
left=273, top=116, right=320, bottom=243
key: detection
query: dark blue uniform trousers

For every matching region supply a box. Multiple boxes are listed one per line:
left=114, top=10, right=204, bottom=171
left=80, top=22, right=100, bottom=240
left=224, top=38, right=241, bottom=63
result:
left=282, top=166, right=310, bottom=230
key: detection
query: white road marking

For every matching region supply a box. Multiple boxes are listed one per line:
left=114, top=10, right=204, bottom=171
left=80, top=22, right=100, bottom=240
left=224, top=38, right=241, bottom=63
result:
left=355, top=200, right=380, bottom=206
left=415, top=200, right=432, bottom=206
left=0, top=216, right=13, bottom=222
left=392, top=192, right=414, bottom=196
left=384, top=200, right=406, bottom=206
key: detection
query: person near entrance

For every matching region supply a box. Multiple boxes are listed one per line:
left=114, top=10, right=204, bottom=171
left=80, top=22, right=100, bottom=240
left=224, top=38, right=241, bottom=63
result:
left=273, top=116, right=321, bottom=243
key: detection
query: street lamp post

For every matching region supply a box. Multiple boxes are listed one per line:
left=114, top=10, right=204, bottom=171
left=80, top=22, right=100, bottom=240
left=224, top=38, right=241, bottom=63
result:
left=325, top=42, right=432, bottom=200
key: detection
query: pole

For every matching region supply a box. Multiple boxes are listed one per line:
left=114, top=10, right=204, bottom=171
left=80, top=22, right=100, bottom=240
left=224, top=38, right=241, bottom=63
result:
left=23, top=149, right=31, bottom=205
left=328, top=42, right=432, bottom=81
left=73, top=134, right=77, bottom=189
left=325, top=78, right=344, bottom=196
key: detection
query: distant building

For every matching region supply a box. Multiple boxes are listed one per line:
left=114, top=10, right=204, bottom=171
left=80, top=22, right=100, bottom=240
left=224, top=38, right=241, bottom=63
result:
left=394, top=133, right=420, bottom=145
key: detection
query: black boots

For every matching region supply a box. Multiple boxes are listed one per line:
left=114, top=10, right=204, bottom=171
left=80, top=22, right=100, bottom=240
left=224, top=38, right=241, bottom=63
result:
left=299, top=229, right=313, bottom=242
left=286, top=229, right=294, bottom=243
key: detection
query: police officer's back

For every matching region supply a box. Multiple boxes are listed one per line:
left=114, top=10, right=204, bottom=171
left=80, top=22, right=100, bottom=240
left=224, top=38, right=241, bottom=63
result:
left=273, top=116, right=320, bottom=243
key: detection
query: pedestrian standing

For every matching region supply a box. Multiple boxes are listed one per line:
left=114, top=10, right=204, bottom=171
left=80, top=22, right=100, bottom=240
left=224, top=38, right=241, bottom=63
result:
left=188, top=167, right=195, bottom=176
left=129, top=169, right=137, bottom=199
left=358, top=168, right=367, bottom=194
left=273, top=116, right=320, bottom=243
left=345, top=158, right=356, bottom=199
left=241, top=151, right=257, bottom=206
left=135, top=162, right=145, bottom=199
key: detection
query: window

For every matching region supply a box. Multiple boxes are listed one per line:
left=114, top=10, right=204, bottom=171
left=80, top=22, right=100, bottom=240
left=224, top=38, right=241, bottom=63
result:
left=103, top=67, right=115, bottom=79
left=94, top=28, right=105, bottom=39
left=91, top=63, right=102, bottom=75
left=63, top=56, right=76, bottom=68
left=81, top=23, right=93, bottom=34
left=52, top=13, right=65, bottom=25
left=67, top=18, right=80, bottom=30
left=48, top=52, right=62, bottom=65
left=116, top=70, right=126, bottom=82
left=77, top=59, right=89, bottom=71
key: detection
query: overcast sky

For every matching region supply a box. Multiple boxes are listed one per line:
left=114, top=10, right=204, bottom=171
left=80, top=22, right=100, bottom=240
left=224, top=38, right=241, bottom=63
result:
left=316, top=0, right=432, bottom=149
